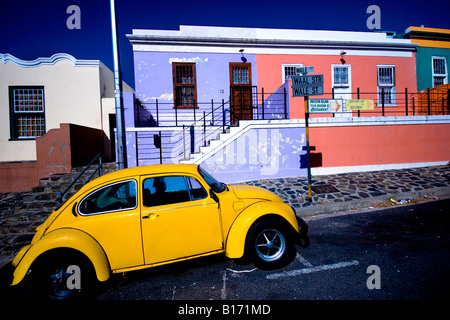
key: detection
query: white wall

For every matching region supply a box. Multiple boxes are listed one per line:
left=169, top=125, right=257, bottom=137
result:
left=0, top=54, right=132, bottom=162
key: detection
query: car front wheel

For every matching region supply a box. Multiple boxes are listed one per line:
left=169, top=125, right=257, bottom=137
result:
left=247, top=220, right=295, bottom=270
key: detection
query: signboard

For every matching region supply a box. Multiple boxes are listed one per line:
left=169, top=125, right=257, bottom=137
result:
left=292, top=86, right=323, bottom=97
left=291, top=74, right=324, bottom=97
left=346, top=99, right=375, bottom=110
left=292, top=74, right=323, bottom=86
left=295, top=66, right=314, bottom=75
left=309, top=99, right=343, bottom=113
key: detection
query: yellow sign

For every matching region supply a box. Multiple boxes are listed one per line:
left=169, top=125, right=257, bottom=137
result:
left=346, top=99, right=375, bottom=110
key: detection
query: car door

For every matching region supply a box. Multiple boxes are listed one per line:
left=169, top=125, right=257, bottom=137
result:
left=140, top=174, right=223, bottom=265
left=76, top=179, right=144, bottom=271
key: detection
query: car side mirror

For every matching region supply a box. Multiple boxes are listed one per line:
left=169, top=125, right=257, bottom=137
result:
left=210, top=189, right=219, bottom=203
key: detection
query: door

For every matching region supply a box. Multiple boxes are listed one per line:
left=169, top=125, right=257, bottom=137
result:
left=140, top=174, right=223, bottom=265
left=230, top=63, right=253, bottom=124
left=76, top=179, right=143, bottom=270
left=332, top=65, right=352, bottom=118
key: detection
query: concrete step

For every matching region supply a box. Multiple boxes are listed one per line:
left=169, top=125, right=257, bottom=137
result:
left=19, top=162, right=118, bottom=211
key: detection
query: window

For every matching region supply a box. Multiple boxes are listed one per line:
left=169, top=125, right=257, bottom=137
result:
left=377, top=66, right=396, bottom=106
left=282, top=64, right=303, bottom=83
left=230, top=63, right=251, bottom=85
left=143, top=176, right=207, bottom=207
left=172, top=63, right=197, bottom=108
left=9, top=86, right=46, bottom=139
left=78, top=180, right=137, bottom=215
left=432, top=56, right=448, bottom=87
left=333, top=66, right=350, bottom=86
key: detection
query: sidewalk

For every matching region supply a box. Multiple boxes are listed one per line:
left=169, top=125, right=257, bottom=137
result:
left=1, top=164, right=449, bottom=268
left=242, top=164, right=450, bottom=217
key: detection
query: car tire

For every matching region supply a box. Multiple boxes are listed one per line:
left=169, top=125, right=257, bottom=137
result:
left=246, top=219, right=296, bottom=270
left=31, top=249, right=96, bottom=300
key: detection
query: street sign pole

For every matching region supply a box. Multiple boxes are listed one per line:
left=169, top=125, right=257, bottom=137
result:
left=304, top=95, right=313, bottom=202
left=291, top=66, right=319, bottom=202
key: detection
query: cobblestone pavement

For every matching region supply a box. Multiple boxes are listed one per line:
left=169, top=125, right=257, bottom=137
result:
left=1, top=164, right=449, bottom=268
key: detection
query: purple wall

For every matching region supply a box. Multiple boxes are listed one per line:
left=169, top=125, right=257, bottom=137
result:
left=132, top=51, right=257, bottom=126
left=200, top=126, right=307, bottom=183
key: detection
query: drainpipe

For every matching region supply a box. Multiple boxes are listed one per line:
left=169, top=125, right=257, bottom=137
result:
left=110, top=0, right=127, bottom=169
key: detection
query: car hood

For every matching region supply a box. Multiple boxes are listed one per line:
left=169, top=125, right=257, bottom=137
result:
left=230, top=185, right=282, bottom=202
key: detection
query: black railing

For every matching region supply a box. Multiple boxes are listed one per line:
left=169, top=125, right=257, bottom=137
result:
left=305, top=87, right=450, bottom=118
left=56, top=153, right=103, bottom=206
left=131, top=85, right=449, bottom=166
left=136, top=88, right=289, bottom=128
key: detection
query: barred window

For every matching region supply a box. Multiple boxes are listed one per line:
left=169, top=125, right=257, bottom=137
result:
left=9, top=87, right=46, bottom=139
left=377, top=66, right=396, bottom=106
left=282, top=64, right=303, bottom=83
left=333, top=66, right=350, bottom=86
left=172, top=63, right=197, bottom=108
left=432, top=56, right=448, bottom=87
left=230, top=63, right=251, bottom=85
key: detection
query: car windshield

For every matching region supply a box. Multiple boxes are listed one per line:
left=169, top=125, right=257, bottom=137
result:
left=198, top=166, right=227, bottom=193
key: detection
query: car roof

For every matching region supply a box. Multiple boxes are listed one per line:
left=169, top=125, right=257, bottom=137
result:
left=80, top=164, right=201, bottom=192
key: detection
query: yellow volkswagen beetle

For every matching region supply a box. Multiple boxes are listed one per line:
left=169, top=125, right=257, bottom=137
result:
left=10, top=164, right=308, bottom=299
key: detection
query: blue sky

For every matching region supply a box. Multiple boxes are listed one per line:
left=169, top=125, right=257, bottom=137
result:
left=1, top=0, right=449, bottom=88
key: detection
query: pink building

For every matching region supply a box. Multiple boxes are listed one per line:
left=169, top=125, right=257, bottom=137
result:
left=124, top=25, right=449, bottom=182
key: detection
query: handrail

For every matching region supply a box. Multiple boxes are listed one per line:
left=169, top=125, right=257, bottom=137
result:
left=56, top=153, right=103, bottom=206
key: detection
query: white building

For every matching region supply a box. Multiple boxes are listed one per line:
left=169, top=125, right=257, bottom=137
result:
left=0, top=53, right=133, bottom=163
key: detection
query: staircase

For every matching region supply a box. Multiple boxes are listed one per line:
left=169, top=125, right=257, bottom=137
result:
left=180, top=119, right=291, bottom=165
left=14, top=162, right=117, bottom=216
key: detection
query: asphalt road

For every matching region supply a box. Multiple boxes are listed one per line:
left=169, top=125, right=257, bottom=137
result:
left=2, top=199, right=449, bottom=307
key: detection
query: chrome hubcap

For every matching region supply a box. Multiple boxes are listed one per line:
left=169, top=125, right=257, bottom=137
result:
left=255, top=229, right=286, bottom=262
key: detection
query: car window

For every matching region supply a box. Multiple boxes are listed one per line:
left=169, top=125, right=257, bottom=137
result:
left=143, top=176, right=207, bottom=207
left=187, top=176, right=208, bottom=200
left=78, top=180, right=137, bottom=215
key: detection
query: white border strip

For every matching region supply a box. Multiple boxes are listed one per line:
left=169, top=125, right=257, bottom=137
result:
left=311, top=161, right=449, bottom=176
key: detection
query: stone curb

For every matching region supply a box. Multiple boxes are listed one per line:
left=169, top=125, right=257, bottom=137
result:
left=296, top=186, right=450, bottom=218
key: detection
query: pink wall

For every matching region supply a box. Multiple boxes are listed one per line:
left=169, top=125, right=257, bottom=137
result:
left=256, top=54, right=417, bottom=119
left=310, top=123, right=450, bottom=168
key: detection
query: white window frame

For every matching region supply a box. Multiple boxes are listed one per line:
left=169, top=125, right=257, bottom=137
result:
left=331, top=64, right=351, bottom=88
left=377, top=65, right=396, bottom=106
left=282, top=63, right=303, bottom=83
left=432, top=56, right=448, bottom=87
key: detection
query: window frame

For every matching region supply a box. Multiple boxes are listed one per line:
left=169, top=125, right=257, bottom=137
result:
left=282, top=63, right=303, bottom=83
left=172, top=62, right=198, bottom=109
left=142, top=175, right=208, bottom=208
left=432, top=56, right=448, bottom=87
left=78, top=179, right=138, bottom=216
left=332, top=64, right=351, bottom=88
left=377, top=65, right=396, bottom=106
left=9, top=86, right=46, bottom=140
left=229, top=63, right=252, bottom=86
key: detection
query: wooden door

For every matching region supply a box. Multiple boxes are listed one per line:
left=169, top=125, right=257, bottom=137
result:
left=230, top=63, right=253, bottom=124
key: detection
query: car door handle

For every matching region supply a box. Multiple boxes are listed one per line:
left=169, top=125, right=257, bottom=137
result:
left=142, top=213, right=159, bottom=220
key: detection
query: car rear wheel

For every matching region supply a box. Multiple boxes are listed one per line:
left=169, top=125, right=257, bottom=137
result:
left=247, top=220, right=295, bottom=270
left=31, top=250, right=95, bottom=300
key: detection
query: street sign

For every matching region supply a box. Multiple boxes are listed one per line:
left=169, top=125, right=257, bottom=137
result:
left=291, top=74, right=324, bottom=97
left=291, top=74, right=323, bottom=86
left=309, top=99, right=343, bottom=113
left=346, top=99, right=375, bottom=110
left=292, top=86, right=323, bottom=97
left=295, top=66, right=314, bottom=75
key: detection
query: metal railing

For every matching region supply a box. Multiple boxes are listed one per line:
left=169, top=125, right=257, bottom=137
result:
left=131, top=85, right=449, bottom=166
left=305, top=87, right=450, bottom=118
left=56, top=153, right=103, bottom=206
left=133, top=88, right=289, bottom=165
